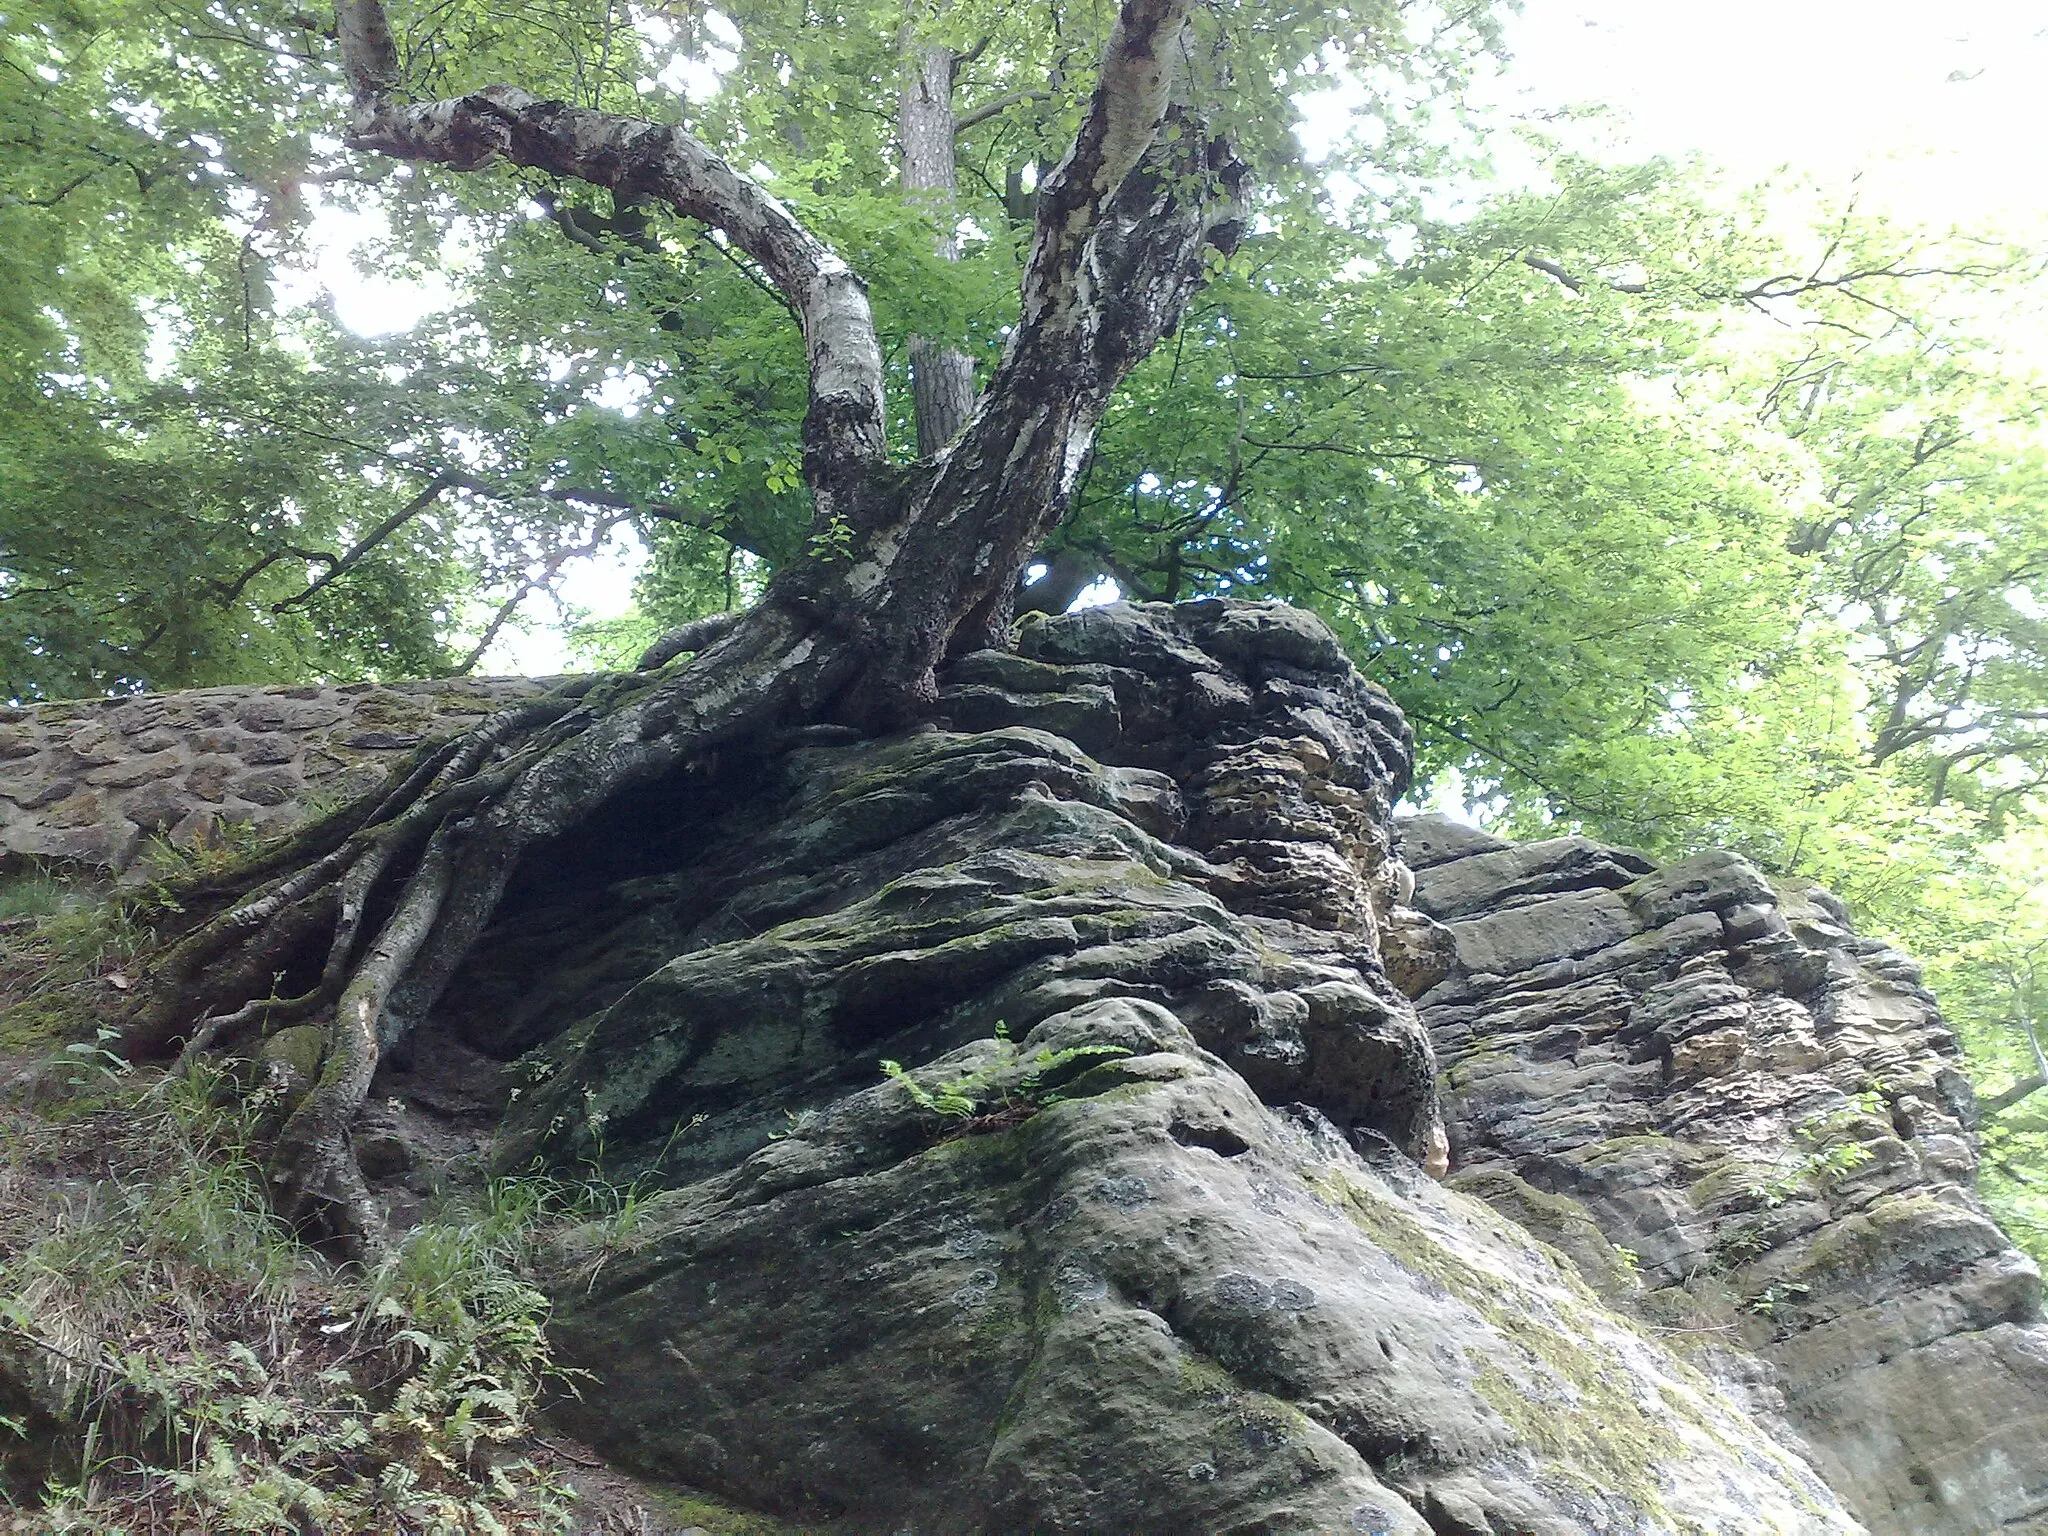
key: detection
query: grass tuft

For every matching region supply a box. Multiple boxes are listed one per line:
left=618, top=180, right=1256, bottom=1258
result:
left=0, top=1059, right=579, bottom=1533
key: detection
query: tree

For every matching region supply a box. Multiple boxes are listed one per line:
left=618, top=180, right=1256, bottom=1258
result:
left=25, top=0, right=2047, bottom=1255
left=110, top=0, right=1509, bottom=1249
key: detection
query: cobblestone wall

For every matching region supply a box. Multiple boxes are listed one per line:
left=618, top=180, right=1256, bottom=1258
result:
left=0, top=678, right=554, bottom=873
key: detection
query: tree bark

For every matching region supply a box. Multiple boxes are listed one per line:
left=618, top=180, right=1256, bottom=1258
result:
left=899, top=31, right=977, bottom=457
left=1986, top=1074, right=2045, bottom=1117
left=1985, top=1012, right=2048, bottom=1117
left=134, top=0, right=1244, bottom=1251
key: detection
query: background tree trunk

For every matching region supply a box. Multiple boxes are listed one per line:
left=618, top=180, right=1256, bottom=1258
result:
left=899, top=32, right=978, bottom=457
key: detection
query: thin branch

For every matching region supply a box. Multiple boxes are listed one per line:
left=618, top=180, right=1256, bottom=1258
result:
left=214, top=545, right=342, bottom=607
left=273, top=471, right=458, bottom=610
left=954, top=89, right=1049, bottom=134
left=451, top=510, right=634, bottom=674
left=16, top=167, right=104, bottom=206
left=435, top=468, right=730, bottom=534
left=1521, top=253, right=1645, bottom=295
left=1985, top=1072, right=2046, bottom=1117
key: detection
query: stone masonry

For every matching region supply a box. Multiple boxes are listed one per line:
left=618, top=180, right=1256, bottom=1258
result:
left=0, top=678, right=552, bottom=873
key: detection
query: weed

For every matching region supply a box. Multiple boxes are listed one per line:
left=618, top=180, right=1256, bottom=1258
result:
left=1746, top=1280, right=1811, bottom=1319
left=804, top=513, right=855, bottom=564
left=1741, top=1101, right=1880, bottom=1210
left=132, top=817, right=284, bottom=894
left=880, top=1023, right=1132, bottom=1127
left=0, top=1061, right=578, bottom=1533
left=0, top=884, right=150, bottom=1053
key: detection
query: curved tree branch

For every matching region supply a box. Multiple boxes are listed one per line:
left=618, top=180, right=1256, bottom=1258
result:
left=1986, top=1074, right=2046, bottom=1118
left=333, top=0, right=885, bottom=498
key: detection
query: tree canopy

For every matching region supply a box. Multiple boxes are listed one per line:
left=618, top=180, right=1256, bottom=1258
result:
left=7, top=0, right=2048, bottom=1252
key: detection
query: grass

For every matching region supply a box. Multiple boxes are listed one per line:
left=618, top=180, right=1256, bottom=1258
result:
left=0, top=1057, right=582, bottom=1534
left=0, top=872, right=69, bottom=926
left=0, top=877, right=150, bottom=1055
left=0, top=870, right=787, bottom=1533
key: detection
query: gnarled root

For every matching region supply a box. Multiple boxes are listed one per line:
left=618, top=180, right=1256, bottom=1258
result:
left=123, top=605, right=842, bottom=1254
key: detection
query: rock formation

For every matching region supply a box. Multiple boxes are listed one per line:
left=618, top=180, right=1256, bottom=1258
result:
left=2, top=599, right=2041, bottom=1533
left=1403, top=817, right=2048, bottom=1533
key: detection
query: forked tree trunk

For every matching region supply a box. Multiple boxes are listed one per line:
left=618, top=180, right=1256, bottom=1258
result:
left=128, top=0, right=1244, bottom=1252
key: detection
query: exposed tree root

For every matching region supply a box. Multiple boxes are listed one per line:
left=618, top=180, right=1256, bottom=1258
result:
left=127, top=611, right=847, bottom=1253
left=126, top=0, right=1247, bottom=1256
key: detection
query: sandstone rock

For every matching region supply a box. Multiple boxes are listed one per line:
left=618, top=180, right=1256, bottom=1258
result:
left=545, top=998, right=1859, bottom=1534
left=473, top=603, right=1441, bottom=1184
left=6, top=608, right=2042, bottom=1531
left=1403, top=811, right=2048, bottom=1534
left=182, top=756, right=237, bottom=802
left=438, top=605, right=1861, bottom=1530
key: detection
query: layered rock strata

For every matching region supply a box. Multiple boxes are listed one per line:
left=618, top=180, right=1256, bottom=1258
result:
left=5, top=602, right=2035, bottom=1530
left=385, top=602, right=1861, bottom=1532
left=1402, top=815, right=2048, bottom=1535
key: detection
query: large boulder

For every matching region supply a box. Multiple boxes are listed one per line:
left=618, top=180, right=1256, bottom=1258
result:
left=544, top=996, right=1856, bottom=1533
left=407, top=602, right=1863, bottom=1530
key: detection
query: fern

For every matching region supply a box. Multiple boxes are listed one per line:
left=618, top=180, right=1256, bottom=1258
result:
left=880, top=1028, right=1132, bottom=1123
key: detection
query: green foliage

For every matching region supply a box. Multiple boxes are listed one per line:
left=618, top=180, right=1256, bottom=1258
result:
left=1746, top=1280, right=1811, bottom=1320
left=0, top=1064, right=577, bottom=1531
left=881, top=1025, right=1131, bottom=1125
left=0, top=0, right=1508, bottom=699
left=1074, top=156, right=1807, bottom=830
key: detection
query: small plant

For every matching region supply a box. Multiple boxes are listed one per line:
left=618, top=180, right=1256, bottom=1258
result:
left=1716, top=1221, right=1771, bottom=1264
left=134, top=815, right=284, bottom=892
left=880, top=1023, right=1132, bottom=1128
left=0, top=1060, right=580, bottom=1532
left=1747, top=1280, right=1811, bottom=1318
left=1742, top=1101, right=1881, bottom=1209
left=0, top=870, right=68, bottom=925
left=0, top=881, right=152, bottom=1053
left=805, top=512, right=856, bottom=563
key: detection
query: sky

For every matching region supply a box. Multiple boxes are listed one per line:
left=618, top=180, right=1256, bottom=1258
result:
left=355, top=0, right=2048, bottom=674
left=1492, top=0, right=2048, bottom=232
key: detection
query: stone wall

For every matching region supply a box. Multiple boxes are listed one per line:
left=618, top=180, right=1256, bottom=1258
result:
left=0, top=678, right=552, bottom=872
